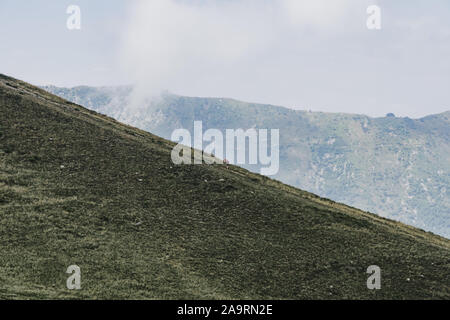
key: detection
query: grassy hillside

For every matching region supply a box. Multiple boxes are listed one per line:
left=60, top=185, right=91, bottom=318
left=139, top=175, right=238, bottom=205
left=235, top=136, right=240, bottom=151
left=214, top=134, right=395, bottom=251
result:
left=1, top=74, right=450, bottom=299
left=42, top=85, right=450, bottom=238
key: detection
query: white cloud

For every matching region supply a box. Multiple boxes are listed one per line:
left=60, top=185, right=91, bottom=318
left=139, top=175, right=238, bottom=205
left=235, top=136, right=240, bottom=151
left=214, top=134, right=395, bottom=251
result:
left=281, top=0, right=355, bottom=28
left=117, top=0, right=450, bottom=117
left=119, top=0, right=359, bottom=108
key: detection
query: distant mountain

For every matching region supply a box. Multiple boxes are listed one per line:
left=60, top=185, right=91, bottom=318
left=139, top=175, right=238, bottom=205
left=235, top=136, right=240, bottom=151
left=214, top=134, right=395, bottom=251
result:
left=2, top=74, right=450, bottom=299
left=42, top=85, right=450, bottom=238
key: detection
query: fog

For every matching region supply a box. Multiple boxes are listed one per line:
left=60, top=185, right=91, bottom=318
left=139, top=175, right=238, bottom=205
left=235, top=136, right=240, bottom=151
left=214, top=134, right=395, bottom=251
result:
left=118, top=0, right=450, bottom=117
left=1, top=0, right=449, bottom=117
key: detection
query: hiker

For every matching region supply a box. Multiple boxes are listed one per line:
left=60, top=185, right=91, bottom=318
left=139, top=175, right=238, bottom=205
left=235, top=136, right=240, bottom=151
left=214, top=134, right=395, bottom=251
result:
left=223, top=158, right=230, bottom=169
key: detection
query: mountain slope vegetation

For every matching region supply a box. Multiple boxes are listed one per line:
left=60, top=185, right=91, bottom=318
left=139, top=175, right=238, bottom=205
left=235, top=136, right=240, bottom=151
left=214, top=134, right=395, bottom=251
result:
left=42, top=85, right=450, bottom=238
left=1, top=74, right=449, bottom=299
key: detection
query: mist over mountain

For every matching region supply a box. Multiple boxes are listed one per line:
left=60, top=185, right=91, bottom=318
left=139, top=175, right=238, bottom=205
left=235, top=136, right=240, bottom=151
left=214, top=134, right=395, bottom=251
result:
left=2, top=74, right=450, bottom=299
left=42, top=85, right=450, bottom=239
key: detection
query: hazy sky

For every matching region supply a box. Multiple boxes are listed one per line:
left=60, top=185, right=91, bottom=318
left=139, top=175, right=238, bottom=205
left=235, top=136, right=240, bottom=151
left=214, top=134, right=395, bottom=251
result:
left=1, top=0, right=449, bottom=118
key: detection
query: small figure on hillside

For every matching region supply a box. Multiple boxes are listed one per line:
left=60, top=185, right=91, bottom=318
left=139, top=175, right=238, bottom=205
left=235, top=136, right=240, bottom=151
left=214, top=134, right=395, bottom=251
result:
left=223, top=158, right=230, bottom=169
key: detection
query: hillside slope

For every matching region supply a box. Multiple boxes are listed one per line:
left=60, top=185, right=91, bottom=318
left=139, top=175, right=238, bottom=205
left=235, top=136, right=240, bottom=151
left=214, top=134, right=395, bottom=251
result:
left=42, top=85, right=450, bottom=238
left=1, top=74, right=449, bottom=299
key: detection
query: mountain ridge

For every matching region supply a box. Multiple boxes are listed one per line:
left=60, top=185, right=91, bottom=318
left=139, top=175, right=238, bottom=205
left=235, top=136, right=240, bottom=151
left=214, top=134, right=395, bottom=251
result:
left=1, top=73, right=449, bottom=299
left=41, top=83, right=450, bottom=238
left=41, top=84, right=450, bottom=120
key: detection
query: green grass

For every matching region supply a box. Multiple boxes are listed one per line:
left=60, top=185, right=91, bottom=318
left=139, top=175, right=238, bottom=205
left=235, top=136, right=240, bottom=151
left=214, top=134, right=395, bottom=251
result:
left=1, top=73, right=449, bottom=299
left=44, top=85, right=450, bottom=238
